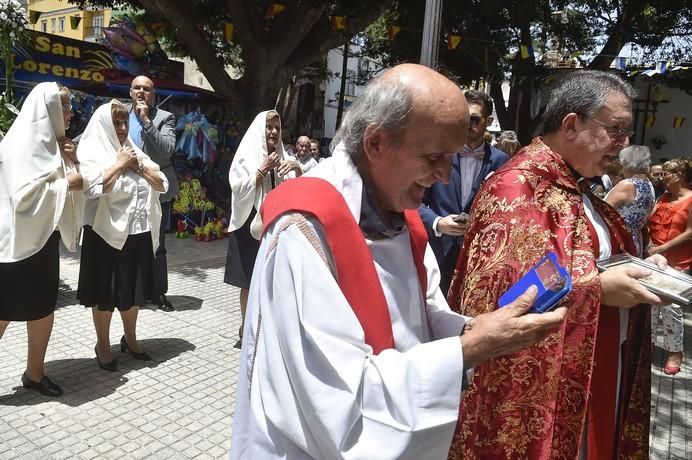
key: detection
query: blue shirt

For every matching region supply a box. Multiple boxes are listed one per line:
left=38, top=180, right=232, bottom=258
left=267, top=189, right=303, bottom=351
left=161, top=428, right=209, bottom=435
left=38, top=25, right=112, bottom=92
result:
left=128, top=110, right=144, bottom=149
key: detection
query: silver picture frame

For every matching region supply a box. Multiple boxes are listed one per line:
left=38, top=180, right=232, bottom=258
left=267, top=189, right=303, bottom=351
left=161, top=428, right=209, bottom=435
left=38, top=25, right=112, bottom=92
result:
left=596, top=254, right=692, bottom=306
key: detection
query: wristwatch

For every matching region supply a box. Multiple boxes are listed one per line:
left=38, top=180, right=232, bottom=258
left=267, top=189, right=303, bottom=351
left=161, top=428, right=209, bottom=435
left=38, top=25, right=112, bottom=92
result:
left=462, top=318, right=475, bottom=333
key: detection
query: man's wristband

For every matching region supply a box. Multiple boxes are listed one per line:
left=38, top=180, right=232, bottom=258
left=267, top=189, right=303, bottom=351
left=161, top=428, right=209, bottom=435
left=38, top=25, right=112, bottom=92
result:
left=257, top=168, right=267, bottom=178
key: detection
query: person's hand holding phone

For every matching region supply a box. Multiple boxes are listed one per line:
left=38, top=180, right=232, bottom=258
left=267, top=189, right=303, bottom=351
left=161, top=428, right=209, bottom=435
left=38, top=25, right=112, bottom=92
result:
left=437, top=213, right=469, bottom=237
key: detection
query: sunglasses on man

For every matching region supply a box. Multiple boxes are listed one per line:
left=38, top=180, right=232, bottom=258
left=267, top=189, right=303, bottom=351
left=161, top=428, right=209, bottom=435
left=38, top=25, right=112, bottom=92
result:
left=469, top=115, right=483, bottom=126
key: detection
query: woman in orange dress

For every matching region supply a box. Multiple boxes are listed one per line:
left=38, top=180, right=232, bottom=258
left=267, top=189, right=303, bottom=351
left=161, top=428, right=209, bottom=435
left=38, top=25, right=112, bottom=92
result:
left=648, top=158, right=692, bottom=375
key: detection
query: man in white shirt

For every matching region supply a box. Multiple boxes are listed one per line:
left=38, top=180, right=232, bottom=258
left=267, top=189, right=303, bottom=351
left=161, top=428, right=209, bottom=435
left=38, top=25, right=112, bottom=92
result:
left=229, top=64, right=567, bottom=459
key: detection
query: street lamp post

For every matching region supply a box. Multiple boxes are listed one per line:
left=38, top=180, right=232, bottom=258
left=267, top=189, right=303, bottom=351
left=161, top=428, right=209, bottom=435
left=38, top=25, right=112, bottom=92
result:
left=420, top=0, right=443, bottom=68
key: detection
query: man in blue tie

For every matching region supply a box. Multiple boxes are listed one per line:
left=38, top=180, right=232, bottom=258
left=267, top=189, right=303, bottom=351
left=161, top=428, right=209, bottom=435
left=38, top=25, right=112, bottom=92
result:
left=128, top=75, right=179, bottom=311
left=419, top=90, right=509, bottom=295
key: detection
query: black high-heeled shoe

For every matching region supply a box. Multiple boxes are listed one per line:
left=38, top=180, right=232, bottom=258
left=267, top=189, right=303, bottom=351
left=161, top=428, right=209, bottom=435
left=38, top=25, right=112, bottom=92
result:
left=95, top=346, right=118, bottom=372
left=22, top=372, right=63, bottom=397
left=120, top=336, right=153, bottom=361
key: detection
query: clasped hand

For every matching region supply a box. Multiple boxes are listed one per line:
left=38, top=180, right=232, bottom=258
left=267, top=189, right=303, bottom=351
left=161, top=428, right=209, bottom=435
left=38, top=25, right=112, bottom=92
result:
left=58, top=137, right=78, bottom=164
left=116, top=146, right=139, bottom=170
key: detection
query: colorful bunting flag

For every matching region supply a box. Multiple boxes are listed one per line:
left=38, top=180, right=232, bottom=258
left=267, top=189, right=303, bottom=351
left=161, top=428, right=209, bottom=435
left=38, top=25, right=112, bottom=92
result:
left=332, top=16, right=346, bottom=31
left=387, top=25, right=401, bottom=40
left=265, top=3, right=286, bottom=19
left=70, top=16, right=82, bottom=30
left=447, top=34, right=461, bottom=50
left=658, top=61, right=670, bottom=74
left=223, top=22, right=234, bottom=42
left=614, top=57, right=627, bottom=71
left=644, top=115, right=656, bottom=128
left=673, top=117, right=685, bottom=128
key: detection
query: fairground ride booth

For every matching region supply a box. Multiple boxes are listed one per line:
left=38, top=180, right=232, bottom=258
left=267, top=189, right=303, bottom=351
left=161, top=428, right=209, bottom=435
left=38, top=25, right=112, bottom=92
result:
left=2, top=29, right=240, bottom=239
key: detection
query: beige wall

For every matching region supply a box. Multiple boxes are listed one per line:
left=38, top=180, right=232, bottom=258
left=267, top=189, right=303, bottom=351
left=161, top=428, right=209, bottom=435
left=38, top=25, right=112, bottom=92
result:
left=27, top=0, right=111, bottom=42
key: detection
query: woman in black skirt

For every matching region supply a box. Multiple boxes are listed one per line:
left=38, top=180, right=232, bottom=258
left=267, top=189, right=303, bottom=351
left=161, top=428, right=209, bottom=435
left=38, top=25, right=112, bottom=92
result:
left=77, top=101, right=167, bottom=371
left=0, top=83, right=83, bottom=397
left=225, top=110, right=301, bottom=346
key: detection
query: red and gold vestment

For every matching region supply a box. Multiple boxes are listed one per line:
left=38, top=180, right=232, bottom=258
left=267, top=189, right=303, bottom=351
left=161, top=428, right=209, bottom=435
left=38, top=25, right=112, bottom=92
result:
left=447, top=138, right=650, bottom=460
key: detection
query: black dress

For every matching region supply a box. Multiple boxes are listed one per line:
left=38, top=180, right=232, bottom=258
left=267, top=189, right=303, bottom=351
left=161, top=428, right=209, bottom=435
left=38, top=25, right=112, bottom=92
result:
left=224, top=208, right=260, bottom=289
left=77, top=226, right=155, bottom=311
left=0, top=232, right=60, bottom=321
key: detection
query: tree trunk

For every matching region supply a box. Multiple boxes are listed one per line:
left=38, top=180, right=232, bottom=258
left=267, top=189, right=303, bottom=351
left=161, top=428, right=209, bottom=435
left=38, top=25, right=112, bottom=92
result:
left=138, top=0, right=393, bottom=128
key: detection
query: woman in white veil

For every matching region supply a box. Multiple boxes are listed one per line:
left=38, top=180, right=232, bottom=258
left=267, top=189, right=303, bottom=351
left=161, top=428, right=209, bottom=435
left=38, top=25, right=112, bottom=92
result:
left=77, top=100, right=167, bottom=371
left=0, top=82, right=83, bottom=397
left=223, top=110, right=301, bottom=347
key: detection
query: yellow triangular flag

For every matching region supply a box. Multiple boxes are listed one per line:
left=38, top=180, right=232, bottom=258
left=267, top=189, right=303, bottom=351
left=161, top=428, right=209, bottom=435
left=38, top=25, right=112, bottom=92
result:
left=266, top=3, right=286, bottom=19
left=387, top=25, right=401, bottom=40
left=223, top=23, right=234, bottom=42
left=332, top=16, right=346, bottom=31
left=448, top=34, right=461, bottom=50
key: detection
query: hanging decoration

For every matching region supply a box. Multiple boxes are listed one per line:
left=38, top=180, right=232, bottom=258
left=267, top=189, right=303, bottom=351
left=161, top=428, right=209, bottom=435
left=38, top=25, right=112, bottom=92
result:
left=673, top=117, right=685, bottom=128
left=175, top=111, right=219, bottom=164
left=658, top=61, right=670, bottom=74
left=447, top=33, right=462, bottom=50
left=644, top=115, right=656, bottom=128
left=101, top=15, right=181, bottom=79
left=265, top=3, right=286, bottom=19
left=614, top=57, right=628, bottom=71
left=387, top=25, right=401, bottom=40
left=331, top=16, right=346, bottom=31
left=223, top=22, right=234, bottom=42
left=520, top=44, right=534, bottom=59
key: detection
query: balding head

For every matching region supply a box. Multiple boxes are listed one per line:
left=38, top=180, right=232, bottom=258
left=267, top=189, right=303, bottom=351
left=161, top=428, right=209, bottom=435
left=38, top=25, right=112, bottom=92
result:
left=333, top=64, right=469, bottom=212
left=130, top=75, right=155, bottom=107
left=296, top=135, right=311, bottom=159
left=333, top=64, right=468, bottom=164
left=379, top=63, right=468, bottom=140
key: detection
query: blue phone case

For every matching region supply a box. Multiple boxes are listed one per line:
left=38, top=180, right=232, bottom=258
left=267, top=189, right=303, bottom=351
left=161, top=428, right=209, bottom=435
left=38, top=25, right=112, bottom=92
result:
left=498, top=252, right=572, bottom=313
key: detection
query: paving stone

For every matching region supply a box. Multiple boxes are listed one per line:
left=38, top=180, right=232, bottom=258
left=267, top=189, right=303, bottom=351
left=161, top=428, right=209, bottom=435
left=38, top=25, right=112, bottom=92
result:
left=1, top=234, right=687, bottom=458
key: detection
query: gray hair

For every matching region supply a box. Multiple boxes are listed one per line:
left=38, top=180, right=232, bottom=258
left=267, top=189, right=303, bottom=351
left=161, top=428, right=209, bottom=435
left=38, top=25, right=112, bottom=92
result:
left=543, top=71, right=636, bottom=134
left=619, top=145, right=651, bottom=173
left=330, top=76, right=413, bottom=163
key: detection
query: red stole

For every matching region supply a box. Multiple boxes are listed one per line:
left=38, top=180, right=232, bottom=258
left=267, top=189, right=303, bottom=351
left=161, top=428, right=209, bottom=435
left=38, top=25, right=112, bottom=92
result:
left=583, top=191, right=650, bottom=460
left=260, top=176, right=428, bottom=354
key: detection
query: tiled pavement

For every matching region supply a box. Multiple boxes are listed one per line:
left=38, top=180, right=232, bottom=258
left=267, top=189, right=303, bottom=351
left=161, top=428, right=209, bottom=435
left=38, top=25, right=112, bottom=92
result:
left=0, top=234, right=689, bottom=459
left=1, top=236, right=240, bottom=459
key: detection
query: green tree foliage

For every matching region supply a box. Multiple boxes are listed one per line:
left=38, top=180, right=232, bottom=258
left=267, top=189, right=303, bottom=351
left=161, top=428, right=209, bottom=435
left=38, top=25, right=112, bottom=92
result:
left=361, top=0, right=691, bottom=142
left=72, top=0, right=393, bottom=127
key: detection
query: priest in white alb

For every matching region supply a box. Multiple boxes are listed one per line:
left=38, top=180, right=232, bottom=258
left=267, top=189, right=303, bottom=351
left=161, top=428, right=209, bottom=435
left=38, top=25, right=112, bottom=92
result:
left=229, top=64, right=568, bottom=460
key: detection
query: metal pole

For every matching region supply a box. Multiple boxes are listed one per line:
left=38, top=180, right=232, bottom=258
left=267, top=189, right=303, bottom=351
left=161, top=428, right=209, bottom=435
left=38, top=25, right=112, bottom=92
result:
left=336, top=38, right=349, bottom=130
left=420, top=0, right=443, bottom=68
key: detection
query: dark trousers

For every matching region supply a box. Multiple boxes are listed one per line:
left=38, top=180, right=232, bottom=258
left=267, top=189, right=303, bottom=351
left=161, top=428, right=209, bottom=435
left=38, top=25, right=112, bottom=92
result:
left=152, top=200, right=170, bottom=296
left=438, top=241, right=461, bottom=298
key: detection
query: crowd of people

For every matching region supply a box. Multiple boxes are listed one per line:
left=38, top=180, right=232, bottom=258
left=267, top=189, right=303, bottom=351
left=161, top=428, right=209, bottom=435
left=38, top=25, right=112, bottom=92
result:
left=0, top=64, right=689, bottom=459
left=0, top=77, right=174, bottom=394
